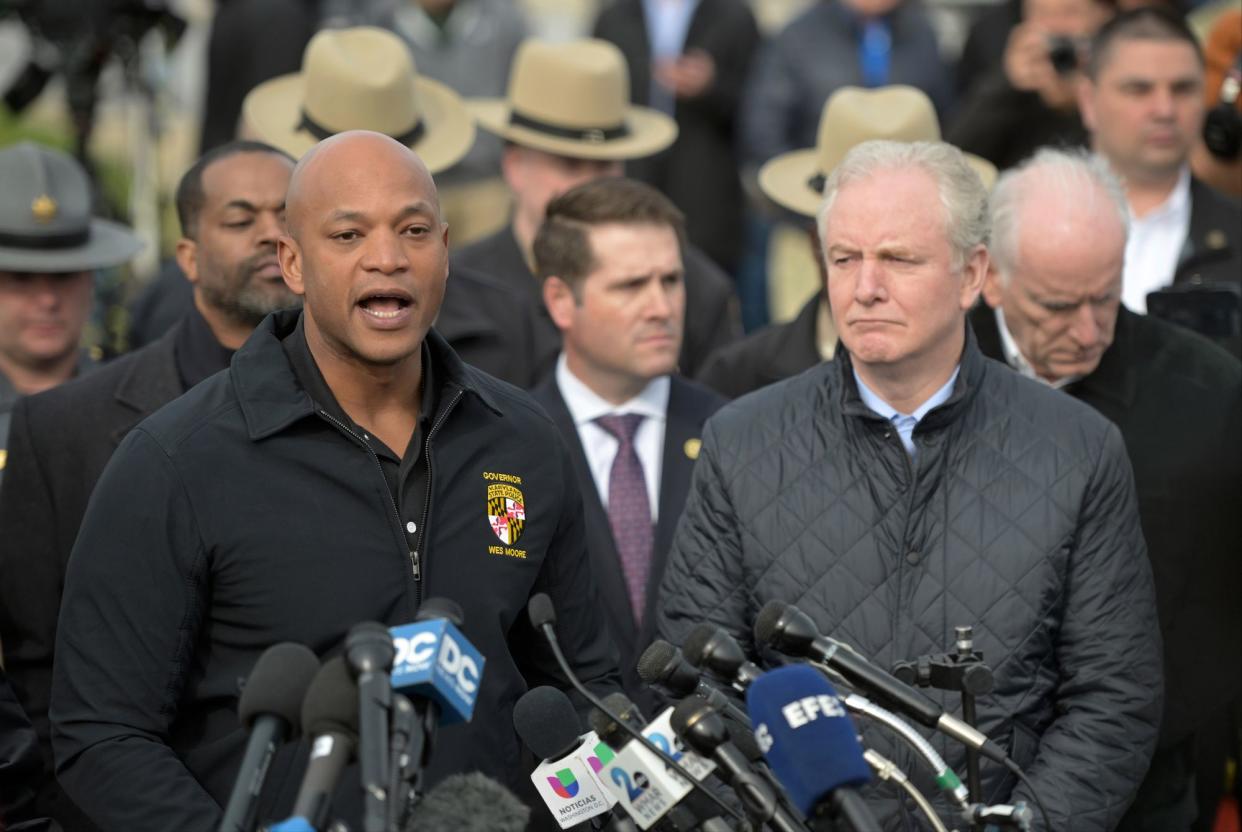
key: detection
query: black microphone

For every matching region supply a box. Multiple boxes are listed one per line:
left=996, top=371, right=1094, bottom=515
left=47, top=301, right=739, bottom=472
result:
left=680, top=625, right=766, bottom=693
left=669, top=698, right=809, bottom=832
left=588, top=693, right=735, bottom=832
left=403, top=772, right=531, bottom=832
left=637, top=641, right=750, bottom=727
left=289, top=656, right=359, bottom=829
left=526, top=594, right=745, bottom=825
left=219, top=643, right=320, bottom=832
left=387, top=693, right=416, bottom=829
left=754, top=600, right=1008, bottom=763
left=344, top=621, right=395, bottom=832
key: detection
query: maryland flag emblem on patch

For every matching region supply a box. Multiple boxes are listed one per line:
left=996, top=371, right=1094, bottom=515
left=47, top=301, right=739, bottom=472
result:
left=487, top=483, right=526, bottom=545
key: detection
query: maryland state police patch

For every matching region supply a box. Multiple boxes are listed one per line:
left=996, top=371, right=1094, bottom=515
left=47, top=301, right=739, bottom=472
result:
left=487, top=483, right=526, bottom=546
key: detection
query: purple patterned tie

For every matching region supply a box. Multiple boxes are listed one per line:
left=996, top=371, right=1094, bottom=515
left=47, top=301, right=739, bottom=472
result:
left=595, top=413, right=654, bottom=623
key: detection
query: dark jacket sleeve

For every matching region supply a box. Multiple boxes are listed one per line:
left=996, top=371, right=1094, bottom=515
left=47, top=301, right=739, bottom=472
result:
left=681, top=4, right=761, bottom=128
left=50, top=428, right=221, bottom=830
left=654, top=418, right=752, bottom=653
left=1010, top=424, right=1162, bottom=830
left=1, top=667, right=58, bottom=831
left=738, top=35, right=802, bottom=166
left=0, top=397, right=61, bottom=762
left=514, top=432, right=622, bottom=712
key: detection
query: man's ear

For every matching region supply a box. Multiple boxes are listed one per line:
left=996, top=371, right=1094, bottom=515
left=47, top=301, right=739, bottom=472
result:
left=174, top=238, right=199, bottom=286
left=543, top=275, right=577, bottom=332
left=958, top=244, right=989, bottom=310
left=278, top=235, right=305, bottom=296
left=980, top=263, right=1006, bottom=309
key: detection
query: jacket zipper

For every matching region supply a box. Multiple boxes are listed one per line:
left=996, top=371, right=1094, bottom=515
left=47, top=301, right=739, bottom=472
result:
left=411, top=388, right=465, bottom=606
left=316, top=409, right=412, bottom=580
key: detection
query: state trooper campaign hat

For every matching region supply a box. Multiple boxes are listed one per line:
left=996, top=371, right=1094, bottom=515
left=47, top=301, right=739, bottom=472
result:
left=468, top=38, right=678, bottom=161
left=0, top=142, right=143, bottom=273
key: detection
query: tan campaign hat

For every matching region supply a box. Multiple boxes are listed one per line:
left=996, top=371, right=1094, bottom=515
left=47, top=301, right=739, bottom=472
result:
left=241, top=26, right=476, bottom=172
left=469, top=38, right=678, bottom=161
left=759, top=85, right=998, bottom=217
left=0, top=142, right=143, bottom=273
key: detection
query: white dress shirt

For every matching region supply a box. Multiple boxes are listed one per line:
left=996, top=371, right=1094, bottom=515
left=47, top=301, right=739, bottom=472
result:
left=1122, top=166, right=1191, bottom=314
left=556, top=355, right=669, bottom=521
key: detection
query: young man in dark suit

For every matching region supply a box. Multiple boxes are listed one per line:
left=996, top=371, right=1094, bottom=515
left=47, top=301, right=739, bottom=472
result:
left=530, top=178, right=724, bottom=703
left=0, top=140, right=294, bottom=831
left=453, top=39, right=741, bottom=384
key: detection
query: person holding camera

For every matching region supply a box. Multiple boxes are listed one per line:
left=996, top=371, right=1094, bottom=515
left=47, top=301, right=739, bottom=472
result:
left=948, top=0, right=1114, bottom=169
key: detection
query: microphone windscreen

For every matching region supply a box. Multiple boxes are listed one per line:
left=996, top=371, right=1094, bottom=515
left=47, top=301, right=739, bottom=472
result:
left=636, top=640, right=679, bottom=685
left=681, top=623, right=719, bottom=667
left=753, top=600, right=789, bottom=648
left=300, top=655, right=359, bottom=740
left=745, top=664, right=871, bottom=816
left=416, top=596, right=464, bottom=626
left=513, top=686, right=582, bottom=761
left=527, top=593, right=556, bottom=629
left=405, top=773, right=530, bottom=832
left=238, top=642, right=320, bottom=732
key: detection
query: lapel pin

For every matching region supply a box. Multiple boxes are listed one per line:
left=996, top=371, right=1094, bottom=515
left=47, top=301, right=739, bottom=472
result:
left=683, top=438, right=702, bottom=460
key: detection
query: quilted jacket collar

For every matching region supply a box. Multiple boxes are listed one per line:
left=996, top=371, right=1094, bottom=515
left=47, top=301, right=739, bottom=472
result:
left=835, top=322, right=984, bottom=429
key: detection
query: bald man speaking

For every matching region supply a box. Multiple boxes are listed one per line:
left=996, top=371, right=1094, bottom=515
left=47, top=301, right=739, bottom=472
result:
left=49, top=132, right=620, bottom=830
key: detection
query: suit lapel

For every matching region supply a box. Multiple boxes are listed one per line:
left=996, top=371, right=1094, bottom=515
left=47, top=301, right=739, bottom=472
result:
left=109, top=327, right=185, bottom=447
left=644, top=377, right=712, bottom=636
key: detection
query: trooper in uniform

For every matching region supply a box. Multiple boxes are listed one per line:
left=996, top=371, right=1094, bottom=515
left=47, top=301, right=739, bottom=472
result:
left=453, top=38, right=741, bottom=383
left=0, top=142, right=142, bottom=486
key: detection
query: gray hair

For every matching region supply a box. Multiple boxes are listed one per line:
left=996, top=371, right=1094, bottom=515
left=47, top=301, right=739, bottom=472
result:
left=989, top=148, right=1130, bottom=281
left=816, top=140, right=990, bottom=270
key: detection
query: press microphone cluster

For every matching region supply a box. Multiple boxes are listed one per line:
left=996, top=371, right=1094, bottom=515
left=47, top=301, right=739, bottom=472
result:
left=219, top=597, right=495, bottom=832
left=536, top=596, right=1047, bottom=832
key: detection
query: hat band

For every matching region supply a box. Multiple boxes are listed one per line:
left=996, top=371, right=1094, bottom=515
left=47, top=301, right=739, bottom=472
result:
left=0, top=227, right=90, bottom=250
left=807, top=172, right=827, bottom=194
left=298, top=111, right=426, bottom=147
left=508, top=110, right=630, bottom=144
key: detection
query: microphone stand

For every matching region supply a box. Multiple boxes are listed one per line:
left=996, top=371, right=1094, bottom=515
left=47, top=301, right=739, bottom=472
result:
left=891, top=624, right=993, bottom=828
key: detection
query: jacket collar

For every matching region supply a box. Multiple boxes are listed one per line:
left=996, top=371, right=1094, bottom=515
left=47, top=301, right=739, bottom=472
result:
left=836, top=321, right=986, bottom=428
left=231, top=309, right=503, bottom=441
left=1178, top=177, right=1237, bottom=271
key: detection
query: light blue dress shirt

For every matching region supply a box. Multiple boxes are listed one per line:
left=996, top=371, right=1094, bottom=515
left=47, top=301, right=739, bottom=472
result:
left=854, top=367, right=961, bottom=457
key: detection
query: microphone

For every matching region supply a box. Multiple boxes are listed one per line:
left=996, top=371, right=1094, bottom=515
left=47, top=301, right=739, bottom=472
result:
left=526, top=594, right=745, bottom=826
left=754, top=601, right=1007, bottom=763
left=344, top=622, right=395, bottom=832
left=669, top=698, right=808, bottom=832
left=589, top=694, right=734, bottom=832
left=515, top=686, right=618, bottom=828
left=745, top=664, right=880, bottom=832
left=637, top=641, right=750, bottom=727
left=679, top=625, right=766, bottom=692
left=403, top=772, right=531, bottom=832
left=219, top=643, right=320, bottom=832
left=389, top=600, right=483, bottom=725
left=284, top=656, right=360, bottom=831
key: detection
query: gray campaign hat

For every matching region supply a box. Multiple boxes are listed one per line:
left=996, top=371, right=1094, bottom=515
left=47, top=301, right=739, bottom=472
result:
left=0, top=142, right=143, bottom=273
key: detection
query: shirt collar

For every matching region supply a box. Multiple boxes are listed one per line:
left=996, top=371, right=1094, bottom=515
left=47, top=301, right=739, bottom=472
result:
left=993, top=306, right=1080, bottom=389
left=852, top=364, right=960, bottom=423
left=1130, top=165, right=1191, bottom=225
left=556, top=353, right=669, bottom=427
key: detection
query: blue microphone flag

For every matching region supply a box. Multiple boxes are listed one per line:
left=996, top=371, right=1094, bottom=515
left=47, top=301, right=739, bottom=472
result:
left=745, top=663, right=871, bottom=816
left=390, top=619, right=484, bottom=723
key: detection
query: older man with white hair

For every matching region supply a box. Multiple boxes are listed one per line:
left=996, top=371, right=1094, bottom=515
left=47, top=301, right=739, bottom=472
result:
left=973, top=147, right=1242, bottom=831
left=657, top=139, right=1162, bottom=829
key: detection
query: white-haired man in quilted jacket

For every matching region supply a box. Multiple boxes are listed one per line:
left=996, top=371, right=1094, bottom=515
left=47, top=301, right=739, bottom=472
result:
left=656, top=139, right=1162, bottom=830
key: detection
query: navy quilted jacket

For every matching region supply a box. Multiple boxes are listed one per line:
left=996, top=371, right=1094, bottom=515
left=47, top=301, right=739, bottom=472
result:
left=656, top=328, right=1162, bottom=830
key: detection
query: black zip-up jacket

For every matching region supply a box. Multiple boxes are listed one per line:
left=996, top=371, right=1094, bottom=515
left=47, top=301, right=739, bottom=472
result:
left=50, top=310, right=621, bottom=830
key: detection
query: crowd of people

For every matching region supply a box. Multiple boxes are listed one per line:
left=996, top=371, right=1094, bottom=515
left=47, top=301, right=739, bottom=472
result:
left=0, top=0, right=1239, bottom=830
